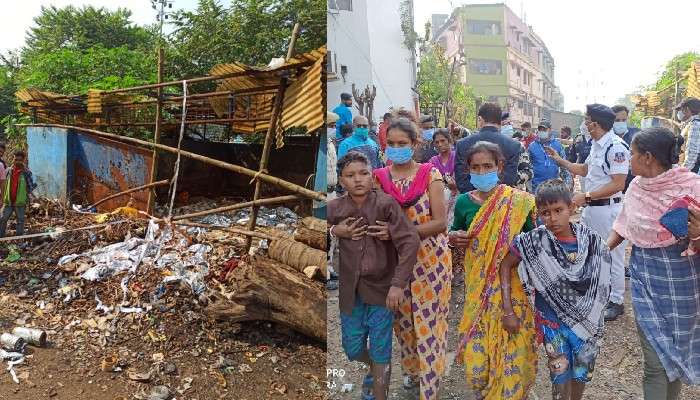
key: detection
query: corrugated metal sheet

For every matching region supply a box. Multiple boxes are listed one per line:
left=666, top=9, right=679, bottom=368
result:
left=209, top=47, right=326, bottom=138
left=277, top=56, right=324, bottom=148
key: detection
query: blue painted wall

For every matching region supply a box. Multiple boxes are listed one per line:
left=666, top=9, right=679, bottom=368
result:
left=26, top=126, right=69, bottom=200
left=28, top=127, right=152, bottom=210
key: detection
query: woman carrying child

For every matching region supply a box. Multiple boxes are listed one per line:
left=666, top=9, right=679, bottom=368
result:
left=609, top=127, right=700, bottom=400
left=501, top=179, right=612, bottom=400
left=373, top=117, right=451, bottom=400
left=448, top=141, right=538, bottom=399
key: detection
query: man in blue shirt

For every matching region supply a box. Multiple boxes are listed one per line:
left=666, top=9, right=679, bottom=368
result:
left=332, top=93, right=354, bottom=140
left=529, top=120, right=568, bottom=193
left=337, top=115, right=382, bottom=169
left=454, top=102, right=522, bottom=193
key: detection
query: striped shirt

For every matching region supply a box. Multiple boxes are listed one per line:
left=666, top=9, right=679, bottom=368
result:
left=682, top=115, right=700, bottom=172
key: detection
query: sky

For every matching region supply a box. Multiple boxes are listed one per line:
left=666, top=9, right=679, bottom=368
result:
left=414, top=0, right=700, bottom=112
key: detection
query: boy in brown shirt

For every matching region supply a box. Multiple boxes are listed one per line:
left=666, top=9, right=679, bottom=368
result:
left=328, top=152, right=419, bottom=400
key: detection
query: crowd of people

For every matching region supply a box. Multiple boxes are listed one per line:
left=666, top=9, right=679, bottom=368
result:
left=327, top=92, right=700, bottom=400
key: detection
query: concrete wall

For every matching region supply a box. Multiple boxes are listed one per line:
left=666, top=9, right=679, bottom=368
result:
left=327, top=0, right=415, bottom=121
left=26, top=126, right=69, bottom=201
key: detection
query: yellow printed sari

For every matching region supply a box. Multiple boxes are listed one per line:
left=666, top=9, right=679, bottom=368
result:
left=458, top=185, right=538, bottom=400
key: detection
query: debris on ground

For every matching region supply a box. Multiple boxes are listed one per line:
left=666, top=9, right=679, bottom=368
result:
left=0, top=197, right=326, bottom=399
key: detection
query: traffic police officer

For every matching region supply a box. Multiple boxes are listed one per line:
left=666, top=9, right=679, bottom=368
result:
left=546, top=103, right=629, bottom=321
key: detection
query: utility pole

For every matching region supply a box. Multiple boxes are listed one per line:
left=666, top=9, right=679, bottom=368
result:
left=148, top=0, right=174, bottom=214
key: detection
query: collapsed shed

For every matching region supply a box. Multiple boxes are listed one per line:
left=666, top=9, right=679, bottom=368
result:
left=14, top=45, right=329, bottom=341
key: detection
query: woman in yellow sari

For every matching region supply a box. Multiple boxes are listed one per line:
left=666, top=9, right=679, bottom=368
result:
left=448, top=141, right=538, bottom=399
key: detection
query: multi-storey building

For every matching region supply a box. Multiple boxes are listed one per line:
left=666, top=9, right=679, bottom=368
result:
left=432, top=3, right=564, bottom=126
left=327, top=0, right=417, bottom=120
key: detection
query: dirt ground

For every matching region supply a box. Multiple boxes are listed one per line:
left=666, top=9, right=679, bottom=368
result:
left=327, top=241, right=700, bottom=400
left=0, top=200, right=327, bottom=400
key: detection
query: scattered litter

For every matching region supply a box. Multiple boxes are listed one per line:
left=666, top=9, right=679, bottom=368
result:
left=101, top=355, right=118, bottom=372
left=177, top=377, right=193, bottom=394
left=239, top=363, right=253, bottom=373
left=11, top=327, right=47, bottom=347
left=5, top=245, right=21, bottom=263
left=127, top=370, right=152, bottom=382
left=148, top=385, right=172, bottom=400
left=340, top=383, right=354, bottom=393
left=0, top=333, right=26, bottom=352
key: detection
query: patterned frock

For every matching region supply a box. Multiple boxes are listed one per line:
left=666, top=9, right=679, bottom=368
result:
left=380, top=167, right=453, bottom=400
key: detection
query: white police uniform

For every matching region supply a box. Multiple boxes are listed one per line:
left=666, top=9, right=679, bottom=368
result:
left=582, top=129, right=630, bottom=305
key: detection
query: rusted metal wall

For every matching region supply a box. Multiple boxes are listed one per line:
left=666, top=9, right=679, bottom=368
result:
left=69, top=133, right=153, bottom=212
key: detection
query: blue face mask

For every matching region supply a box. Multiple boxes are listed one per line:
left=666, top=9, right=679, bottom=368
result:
left=355, top=127, right=369, bottom=139
left=612, top=121, right=627, bottom=135
left=386, top=146, right=414, bottom=164
left=470, top=171, right=499, bottom=192
left=501, top=125, right=514, bottom=137
left=422, top=128, right=435, bottom=141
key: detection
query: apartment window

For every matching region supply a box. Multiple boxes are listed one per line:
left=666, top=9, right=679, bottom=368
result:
left=469, top=59, right=502, bottom=75
left=325, top=51, right=335, bottom=74
left=329, top=0, right=352, bottom=11
left=466, top=20, right=501, bottom=35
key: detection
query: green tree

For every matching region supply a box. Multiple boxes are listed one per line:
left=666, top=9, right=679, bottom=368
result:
left=17, top=5, right=158, bottom=95
left=167, top=0, right=326, bottom=79
left=417, top=44, right=476, bottom=127
left=653, top=51, right=699, bottom=91
left=22, top=5, right=155, bottom=59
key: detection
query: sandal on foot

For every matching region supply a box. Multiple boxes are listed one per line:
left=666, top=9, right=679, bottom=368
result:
left=361, top=373, right=373, bottom=396
left=402, top=375, right=418, bottom=390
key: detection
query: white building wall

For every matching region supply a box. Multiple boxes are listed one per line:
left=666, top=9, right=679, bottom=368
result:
left=327, top=0, right=415, bottom=122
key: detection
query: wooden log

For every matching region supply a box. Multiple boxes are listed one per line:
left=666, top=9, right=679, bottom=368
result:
left=88, top=179, right=169, bottom=209
left=293, top=217, right=327, bottom=251
left=268, top=238, right=326, bottom=280
left=205, top=256, right=326, bottom=342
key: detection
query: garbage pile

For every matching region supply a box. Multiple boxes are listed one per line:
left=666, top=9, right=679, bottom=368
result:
left=58, top=220, right=212, bottom=298
left=0, top=197, right=326, bottom=398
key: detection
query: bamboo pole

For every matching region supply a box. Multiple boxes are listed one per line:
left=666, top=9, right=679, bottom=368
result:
left=172, top=221, right=278, bottom=241
left=245, top=22, right=300, bottom=251
left=88, top=179, right=170, bottom=209
left=170, top=195, right=300, bottom=221
left=21, top=123, right=325, bottom=201
left=148, top=47, right=165, bottom=214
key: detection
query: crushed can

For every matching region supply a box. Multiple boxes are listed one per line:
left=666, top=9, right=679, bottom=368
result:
left=12, top=327, right=47, bottom=347
left=0, top=333, right=26, bottom=352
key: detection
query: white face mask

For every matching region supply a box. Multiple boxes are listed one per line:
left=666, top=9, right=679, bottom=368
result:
left=537, top=130, right=550, bottom=140
left=327, top=127, right=336, bottom=136
left=677, top=110, right=686, bottom=121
